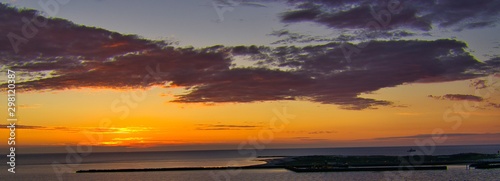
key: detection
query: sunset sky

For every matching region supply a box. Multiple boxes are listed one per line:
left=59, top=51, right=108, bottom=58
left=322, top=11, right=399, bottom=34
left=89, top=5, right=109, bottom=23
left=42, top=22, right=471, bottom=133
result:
left=1, top=0, right=500, bottom=154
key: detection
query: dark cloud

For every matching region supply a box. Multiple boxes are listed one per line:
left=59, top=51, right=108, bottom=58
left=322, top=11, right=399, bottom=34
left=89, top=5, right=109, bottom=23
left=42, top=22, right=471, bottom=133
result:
left=429, top=94, right=484, bottom=102
left=1, top=4, right=499, bottom=110
left=269, top=29, right=333, bottom=45
left=372, top=132, right=500, bottom=140
left=283, top=130, right=336, bottom=134
left=281, top=0, right=430, bottom=31
left=471, top=79, right=489, bottom=89
left=0, top=124, right=44, bottom=129
left=14, top=47, right=231, bottom=90
left=488, top=103, right=500, bottom=108
left=195, top=124, right=260, bottom=130
left=473, top=57, right=500, bottom=75
left=0, top=4, right=160, bottom=57
left=442, top=94, right=484, bottom=102
left=0, top=124, right=77, bottom=132
left=308, top=131, right=336, bottom=134
left=174, top=68, right=310, bottom=103
left=282, top=0, right=500, bottom=32
left=424, top=0, right=500, bottom=30
left=292, top=137, right=330, bottom=141
left=179, top=40, right=489, bottom=110
left=269, top=29, right=415, bottom=45
left=335, top=30, right=415, bottom=41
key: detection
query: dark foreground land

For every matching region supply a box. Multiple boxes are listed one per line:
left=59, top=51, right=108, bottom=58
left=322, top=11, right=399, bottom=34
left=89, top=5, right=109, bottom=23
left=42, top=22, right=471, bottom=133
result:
left=76, top=153, right=500, bottom=173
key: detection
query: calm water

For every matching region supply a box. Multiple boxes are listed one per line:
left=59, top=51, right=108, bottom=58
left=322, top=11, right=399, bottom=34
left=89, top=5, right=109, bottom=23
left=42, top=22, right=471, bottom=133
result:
left=1, top=145, right=500, bottom=180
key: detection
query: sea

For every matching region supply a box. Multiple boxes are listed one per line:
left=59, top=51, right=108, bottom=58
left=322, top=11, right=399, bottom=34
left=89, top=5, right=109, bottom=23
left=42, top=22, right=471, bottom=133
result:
left=1, top=145, right=500, bottom=181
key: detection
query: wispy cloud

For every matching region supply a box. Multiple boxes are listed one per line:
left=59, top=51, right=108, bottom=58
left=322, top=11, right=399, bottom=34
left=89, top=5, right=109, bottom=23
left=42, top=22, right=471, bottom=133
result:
left=284, top=130, right=337, bottom=134
left=195, top=124, right=260, bottom=130
left=0, top=124, right=153, bottom=134
left=292, top=137, right=331, bottom=142
left=99, top=137, right=184, bottom=148
left=308, top=131, right=336, bottom=134
left=428, top=94, right=484, bottom=102
left=395, top=112, right=423, bottom=116
left=371, top=132, right=500, bottom=140
left=18, top=104, right=42, bottom=109
left=488, top=103, right=500, bottom=108
left=0, top=124, right=44, bottom=129
left=0, top=124, right=78, bottom=132
left=86, top=127, right=152, bottom=134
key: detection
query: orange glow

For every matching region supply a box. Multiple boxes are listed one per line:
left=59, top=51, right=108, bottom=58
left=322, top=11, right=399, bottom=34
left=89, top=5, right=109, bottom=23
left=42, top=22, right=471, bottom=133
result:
left=1, top=77, right=500, bottom=152
left=103, top=41, right=128, bottom=48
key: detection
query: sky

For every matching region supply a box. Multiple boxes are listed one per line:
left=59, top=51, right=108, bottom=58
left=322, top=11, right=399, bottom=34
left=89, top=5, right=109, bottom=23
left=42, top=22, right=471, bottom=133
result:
left=0, top=0, right=500, bottom=154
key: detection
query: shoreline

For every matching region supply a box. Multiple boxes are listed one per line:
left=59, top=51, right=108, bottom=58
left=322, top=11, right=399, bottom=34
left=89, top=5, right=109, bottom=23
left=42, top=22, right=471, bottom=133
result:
left=76, top=165, right=449, bottom=173
left=76, top=165, right=280, bottom=173
left=76, top=153, right=500, bottom=173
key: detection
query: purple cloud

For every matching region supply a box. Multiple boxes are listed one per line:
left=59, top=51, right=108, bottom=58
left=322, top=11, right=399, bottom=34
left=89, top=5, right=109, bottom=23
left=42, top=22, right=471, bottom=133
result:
left=429, top=94, right=484, bottom=102
left=281, top=0, right=500, bottom=31
left=1, top=3, right=499, bottom=110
